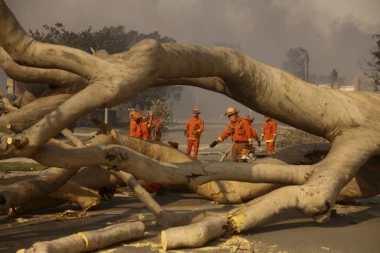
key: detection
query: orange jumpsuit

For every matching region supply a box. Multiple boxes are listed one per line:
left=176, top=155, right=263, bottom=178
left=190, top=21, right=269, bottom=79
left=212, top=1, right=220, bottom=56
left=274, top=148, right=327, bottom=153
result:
left=129, top=120, right=138, bottom=137
left=262, top=119, right=277, bottom=154
left=147, top=116, right=163, bottom=140
left=249, top=125, right=260, bottom=142
left=135, top=120, right=163, bottom=194
left=185, top=117, right=204, bottom=159
left=135, top=121, right=149, bottom=140
left=217, top=117, right=253, bottom=162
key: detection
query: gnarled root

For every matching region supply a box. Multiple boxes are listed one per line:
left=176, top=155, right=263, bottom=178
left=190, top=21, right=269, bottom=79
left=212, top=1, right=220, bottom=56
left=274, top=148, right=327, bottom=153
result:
left=48, top=182, right=101, bottom=212
left=227, top=132, right=380, bottom=233
left=0, top=166, right=83, bottom=210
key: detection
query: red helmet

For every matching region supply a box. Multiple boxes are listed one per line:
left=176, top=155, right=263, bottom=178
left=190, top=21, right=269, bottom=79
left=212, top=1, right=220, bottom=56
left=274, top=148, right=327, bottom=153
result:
left=192, top=108, right=201, bottom=114
left=225, top=107, right=239, bottom=116
left=245, top=115, right=254, bottom=122
left=133, top=111, right=143, bottom=120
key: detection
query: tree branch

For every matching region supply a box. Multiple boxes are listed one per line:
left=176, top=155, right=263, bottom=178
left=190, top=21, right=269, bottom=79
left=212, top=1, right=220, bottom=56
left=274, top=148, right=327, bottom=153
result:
left=0, top=47, right=88, bottom=88
left=32, top=144, right=313, bottom=186
left=0, top=1, right=107, bottom=79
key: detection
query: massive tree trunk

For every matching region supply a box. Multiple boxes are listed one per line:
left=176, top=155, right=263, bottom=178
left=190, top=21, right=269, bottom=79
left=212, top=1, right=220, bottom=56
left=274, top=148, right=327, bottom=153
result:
left=1, top=0, right=380, bottom=250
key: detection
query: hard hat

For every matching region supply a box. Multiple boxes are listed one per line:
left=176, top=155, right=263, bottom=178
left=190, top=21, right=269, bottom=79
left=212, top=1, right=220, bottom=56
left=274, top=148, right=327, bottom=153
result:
left=245, top=115, right=254, bottom=122
left=264, top=115, right=271, bottom=119
left=133, top=111, right=143, bottom=120
left=192, top=108, right=201, bottom=114
left=225, top=107, right=239, bottom=116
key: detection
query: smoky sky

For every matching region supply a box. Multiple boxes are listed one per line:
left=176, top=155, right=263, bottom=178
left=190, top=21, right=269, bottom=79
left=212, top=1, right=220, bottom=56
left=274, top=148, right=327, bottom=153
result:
left=1, top=0, right=379, bottom=120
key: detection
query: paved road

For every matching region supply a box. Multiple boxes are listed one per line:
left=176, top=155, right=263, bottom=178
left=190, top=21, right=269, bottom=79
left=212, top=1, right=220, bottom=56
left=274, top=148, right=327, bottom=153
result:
left=1, top=193, right=379, bottom=253
left=0, top=122, right=380, bottom=252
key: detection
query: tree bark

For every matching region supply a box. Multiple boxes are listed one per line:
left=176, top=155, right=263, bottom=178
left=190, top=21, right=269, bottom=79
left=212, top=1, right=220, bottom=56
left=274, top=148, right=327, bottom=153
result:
left=19, top=221, right=144, bottom=253
left=161, top=216, right=226, bottom=250
left=1, top=0, right=380, bottom=250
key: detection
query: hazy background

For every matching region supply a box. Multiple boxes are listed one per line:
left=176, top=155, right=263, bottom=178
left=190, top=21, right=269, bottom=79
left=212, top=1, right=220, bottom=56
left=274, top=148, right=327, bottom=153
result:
left=1, top=0, right=379, bottom=121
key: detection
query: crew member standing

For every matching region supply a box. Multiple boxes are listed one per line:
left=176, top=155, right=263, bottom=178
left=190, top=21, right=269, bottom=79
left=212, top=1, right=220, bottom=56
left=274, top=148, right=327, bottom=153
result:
left=133, top=112, right=149, bottom=140
left=184, top=108, right=204, bottom=159
left=261, top=115, right=277, bottom=154
left=245, top=115, right=261, bottom=149
left=134, top=111, right=164, bottom=194
left=129, top=110, right=137, bottom=137
left=209, top=107, right=252, bottom=162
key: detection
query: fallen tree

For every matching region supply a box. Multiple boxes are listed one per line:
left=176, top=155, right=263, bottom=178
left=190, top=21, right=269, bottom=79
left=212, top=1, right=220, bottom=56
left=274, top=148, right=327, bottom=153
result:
left=1, top=0, right=380, bottom=250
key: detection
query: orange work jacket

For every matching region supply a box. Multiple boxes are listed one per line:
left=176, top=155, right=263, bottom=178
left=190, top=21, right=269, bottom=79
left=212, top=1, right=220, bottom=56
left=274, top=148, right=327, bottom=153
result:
left=135, top=121, right=149, bottom=140
left=217, top=118, right=252, bottom=143
left=249, top=126, right=259, bottom=141
left=185, top=117, right=204, bottom=139
left=129, top=120, right=138, bottom=137
left=262, top=120, right=277, bottom=141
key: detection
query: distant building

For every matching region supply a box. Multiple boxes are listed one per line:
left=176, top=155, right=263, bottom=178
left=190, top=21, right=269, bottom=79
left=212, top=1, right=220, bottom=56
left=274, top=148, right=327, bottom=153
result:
left=316, top=70, right=375, bottom=92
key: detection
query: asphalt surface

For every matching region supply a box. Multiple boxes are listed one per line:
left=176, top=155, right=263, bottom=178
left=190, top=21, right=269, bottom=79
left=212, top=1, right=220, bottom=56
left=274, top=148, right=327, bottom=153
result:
left=1, top=193, right=379, bottom=253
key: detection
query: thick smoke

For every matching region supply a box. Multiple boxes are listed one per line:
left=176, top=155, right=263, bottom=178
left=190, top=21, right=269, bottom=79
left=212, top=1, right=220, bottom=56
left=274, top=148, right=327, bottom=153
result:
left=1, top=0, right=379, bottom=120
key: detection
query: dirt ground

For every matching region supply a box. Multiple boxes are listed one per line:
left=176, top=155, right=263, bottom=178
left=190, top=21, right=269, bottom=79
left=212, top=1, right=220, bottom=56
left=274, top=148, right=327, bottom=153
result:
left=1, top=122, right=380, bottom=252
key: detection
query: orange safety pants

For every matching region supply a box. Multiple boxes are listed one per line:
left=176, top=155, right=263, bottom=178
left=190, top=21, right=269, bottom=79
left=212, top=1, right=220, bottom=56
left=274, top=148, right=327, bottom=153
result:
left=266, top=141, right=275, bottom=154
left=231, top=142, right=249, bottom=162
left=186, top=138, right=200, bottom=159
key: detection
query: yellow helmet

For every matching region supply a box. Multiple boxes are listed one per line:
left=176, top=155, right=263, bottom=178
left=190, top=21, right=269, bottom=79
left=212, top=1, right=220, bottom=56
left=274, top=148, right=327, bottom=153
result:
left=245, top=115, right=254, bottom=122
left=225, top=107, right=239, bottom=116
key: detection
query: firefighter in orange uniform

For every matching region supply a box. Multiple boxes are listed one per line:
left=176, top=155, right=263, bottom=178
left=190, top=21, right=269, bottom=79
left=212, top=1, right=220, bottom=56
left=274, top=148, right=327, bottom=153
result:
left=244, top=115, right=261, bottom=148
left=145, top=110, right=163, bottom=140
left=129, top=111, right=138, bottom=137
left=184, top=108, right=204, bottom=159
left=261, top=115, right=277, bottom=154
left=209, top=107, right=253, bottom=162
left=133, top=111, right=164, bottom=194
left=133, top=111, right=149, bottom=140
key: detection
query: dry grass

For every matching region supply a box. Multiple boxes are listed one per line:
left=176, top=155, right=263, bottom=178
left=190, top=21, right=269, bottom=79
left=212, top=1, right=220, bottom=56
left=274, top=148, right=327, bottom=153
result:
left=276, top=127, right=329, bottom=151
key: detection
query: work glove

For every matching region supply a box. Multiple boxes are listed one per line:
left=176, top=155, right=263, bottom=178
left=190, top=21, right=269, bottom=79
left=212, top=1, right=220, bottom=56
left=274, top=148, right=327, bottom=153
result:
left=209, top=140, right=218, bottom=148
left=273, top=135, right=277, bottom=141
left=184, top=130, right=188, bottom=137
left=257, top=140, right=261, bottom=147
left=261, top=135, right=264, bottom=142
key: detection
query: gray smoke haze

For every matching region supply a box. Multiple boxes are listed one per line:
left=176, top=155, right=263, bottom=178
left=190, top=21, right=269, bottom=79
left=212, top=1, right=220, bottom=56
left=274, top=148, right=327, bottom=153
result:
left=1, top=0, right=379, bottom=121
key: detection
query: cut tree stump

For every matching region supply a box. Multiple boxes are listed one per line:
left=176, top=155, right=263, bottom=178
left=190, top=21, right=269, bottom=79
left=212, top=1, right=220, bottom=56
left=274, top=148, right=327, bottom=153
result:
left=17, top=221, right=145, bottom=253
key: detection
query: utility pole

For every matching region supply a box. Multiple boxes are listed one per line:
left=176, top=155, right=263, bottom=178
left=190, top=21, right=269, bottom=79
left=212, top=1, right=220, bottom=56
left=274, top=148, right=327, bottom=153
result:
left=104, top=108, right=108, bottom=124
left=305, top=52, right=309, bottom=82
left=195, top=87, right=198, bottom=108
